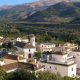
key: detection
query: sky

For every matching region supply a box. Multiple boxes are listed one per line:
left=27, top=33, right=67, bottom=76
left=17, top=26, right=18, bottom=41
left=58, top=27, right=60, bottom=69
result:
left=0, top=0, right=39, bottom=6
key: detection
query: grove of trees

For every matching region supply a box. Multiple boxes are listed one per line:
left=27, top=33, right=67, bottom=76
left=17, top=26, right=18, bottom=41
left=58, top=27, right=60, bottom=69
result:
left=0, top=22, right=80, bottom=45
left=0, top=67, right=79, bottom=80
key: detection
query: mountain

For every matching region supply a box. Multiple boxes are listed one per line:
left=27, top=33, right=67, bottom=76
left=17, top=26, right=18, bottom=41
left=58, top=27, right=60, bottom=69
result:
left=0, top=0, right=80, bottom=23
left=26, top=2, right=80, bottom=23
left=0, top=0, right=60, bottom=21
left=0, top=6, right=12, bottom=10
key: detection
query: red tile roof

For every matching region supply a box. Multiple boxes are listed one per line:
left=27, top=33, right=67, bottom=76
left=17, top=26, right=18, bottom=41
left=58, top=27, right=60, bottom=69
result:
left=4, top=54, right=18, bottom=60
left=2, top=62, right=18, bottom=71
left=1, top=62, right=44, bottom=72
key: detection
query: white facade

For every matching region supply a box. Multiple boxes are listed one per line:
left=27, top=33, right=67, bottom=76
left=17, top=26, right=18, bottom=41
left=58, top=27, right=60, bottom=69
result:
left=16, top=37, right=22, bottom=42
left=63, top=43, right=78, bottom=51
left=69, top=51, right=80, bottom=68
left=0, top=36, right=3, bottom=39
left=0, top=61, right=5, bottom=65
left=16, top=34, right=36, bottom=61
left=16, top=37, right=29, bottom=43
left=23, top=48, right=36, bottom=60
left=30, top=35, right=35, bottom=47
left=40, top=43, right=55, bottom=52
left=40, top=62, right=76, bottom=77
left=0, top=42, right=3, bottom=46
left=22, top=39, right=29, bottom=43
left=40, top=52, right=76, bottom=77
left=50, top=54, right=67, bottom=62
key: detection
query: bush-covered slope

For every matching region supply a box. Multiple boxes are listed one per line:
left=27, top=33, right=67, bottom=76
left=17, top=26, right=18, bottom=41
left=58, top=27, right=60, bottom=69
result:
left=26, top=2, right=80, bottom=23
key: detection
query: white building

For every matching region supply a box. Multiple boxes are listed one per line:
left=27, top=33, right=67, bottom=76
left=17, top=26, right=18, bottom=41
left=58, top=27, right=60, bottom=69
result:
left=30, top=34, right=35, bottom=47
left=53, top=43, right=78, bottom=53
left=40, top=51, right=76, bottom=77
left=23, top=45, right=36, bottom=61
left=16, top=34, right=36, bottom=62
left=16, top=37, right=29, bottom=43
left=0, top=36, right=3, bottom=39
left=0, top=60, right=5, bottom=65
left=40, top=43, right=56, bottom=52
left=62, top=42, right=78, bottom=52
left=69, top=49, right=80, bottom=68
left=0, top=54, right=44, bottom=73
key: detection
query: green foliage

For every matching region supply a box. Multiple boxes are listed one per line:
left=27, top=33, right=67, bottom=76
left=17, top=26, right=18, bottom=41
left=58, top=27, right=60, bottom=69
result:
left=27, top=2, right=80, bottom=23
left=0, top=67, right=6, bottom=80
left=37, top=71, right=62, bottom=80
left=34, top=52, right=42, bottom=61
left=0, top=2, right=80, bottom=23
left=36, top=33, right=52, bottom=44
left=0, top=23, right=80, bottom=45
left=63, top=76, right=74, bottom=80
left=2, top=42, right=13, bottom=49
left=6, top=69, right=36, bottom=80
left=0, top=69, right=79, bottom=80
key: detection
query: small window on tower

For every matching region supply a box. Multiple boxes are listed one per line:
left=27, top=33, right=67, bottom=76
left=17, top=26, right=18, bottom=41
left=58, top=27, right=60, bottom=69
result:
left=71, top=68, right=73, bottom=71
left=50, top=66, right=51, bottom=69
left=55, top=67, right=57, bottom=70
left=29, top=49, right=30, bottom=52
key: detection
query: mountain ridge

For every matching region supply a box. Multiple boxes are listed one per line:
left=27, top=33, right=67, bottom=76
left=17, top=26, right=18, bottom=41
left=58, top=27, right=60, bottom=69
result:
left=0, top=0, right=80, bottom=23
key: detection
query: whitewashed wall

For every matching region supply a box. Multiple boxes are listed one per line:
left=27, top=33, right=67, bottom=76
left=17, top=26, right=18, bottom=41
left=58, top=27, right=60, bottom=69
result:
left=23, top=48, right=36, bottom=59
left=70, top=51, right=80, bottom=68
left=40, top=62, right=76, bottom=77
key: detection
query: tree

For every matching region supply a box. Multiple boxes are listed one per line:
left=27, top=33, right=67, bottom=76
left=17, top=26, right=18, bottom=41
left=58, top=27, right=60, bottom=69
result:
left=0, top=67, right=6, bottom=80
left=37, top=71, right=62, bottom=80
left=6, top=69, right=36, bottom=80
left=34, top=52, right=42, bottom=61
left=63, top=76, right=74, bottom=80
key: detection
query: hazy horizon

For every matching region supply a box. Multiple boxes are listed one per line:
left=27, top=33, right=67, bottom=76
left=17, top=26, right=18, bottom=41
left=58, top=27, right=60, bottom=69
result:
left=0, top=0, right=39, bottom=6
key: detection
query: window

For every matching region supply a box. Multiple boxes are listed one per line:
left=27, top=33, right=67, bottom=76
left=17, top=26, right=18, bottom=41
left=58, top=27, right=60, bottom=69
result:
left=55, top=67, right=57, bottom=70
left=77, top=54, right=79, bottom=56
left=29, top=49, right=30, bottom=52
left=43, top=65, right=45, bottom=69
left=28, top=54, right=31, bottom=58
left=49, top=55, right=52, bottom=60
left=71, top=68, right=73, bottom=71
left=50, top=66, right=51, bottom=69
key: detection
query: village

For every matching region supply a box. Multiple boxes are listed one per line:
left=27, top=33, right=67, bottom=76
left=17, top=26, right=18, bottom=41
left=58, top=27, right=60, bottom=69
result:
left=0, top=34, right=80, bottom=78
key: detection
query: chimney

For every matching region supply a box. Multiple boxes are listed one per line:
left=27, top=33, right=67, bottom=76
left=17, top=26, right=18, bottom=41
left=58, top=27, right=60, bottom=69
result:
left=36, top=62, right=39, bottom=68
left=59, top=44, right=61, bottom=47
left=34, top=59, right=37, bottom=63
left=17, top=54, right=19, bottom=61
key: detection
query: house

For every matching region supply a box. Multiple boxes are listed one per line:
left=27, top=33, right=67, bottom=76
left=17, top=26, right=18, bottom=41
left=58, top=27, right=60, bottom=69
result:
left=53, top=43, right=78, bottom=53
left=0, top=54, right=44, bottom=73
left=40, top=51, right=76, bottom=77
left=69, top=48, right=80, bottom=68
left=15, top=34, right=36, bottom=62
left=62, top=42, right=78, bottom=52
left=0, top=37, right=5, bottom=46
left=39, top=42, right=55, bottom=52
left=16, top=37, right=29, bottom=43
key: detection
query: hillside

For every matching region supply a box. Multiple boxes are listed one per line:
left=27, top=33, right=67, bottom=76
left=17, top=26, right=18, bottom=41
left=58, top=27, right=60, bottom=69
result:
left=0, top=0, right=80, bottom=23
left=26, top=2, right=80, bottom=23
left=0, top=0, right=67, bottom=21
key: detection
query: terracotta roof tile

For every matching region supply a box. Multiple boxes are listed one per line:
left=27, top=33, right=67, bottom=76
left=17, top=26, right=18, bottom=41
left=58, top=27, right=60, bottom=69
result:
left=4, top=54, right=18, bottom=60
left=2, top=62, right=18, bottom=71
left=1, top=62, right=44, bottom=72
left=23, top=44, right=35, bottom=48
